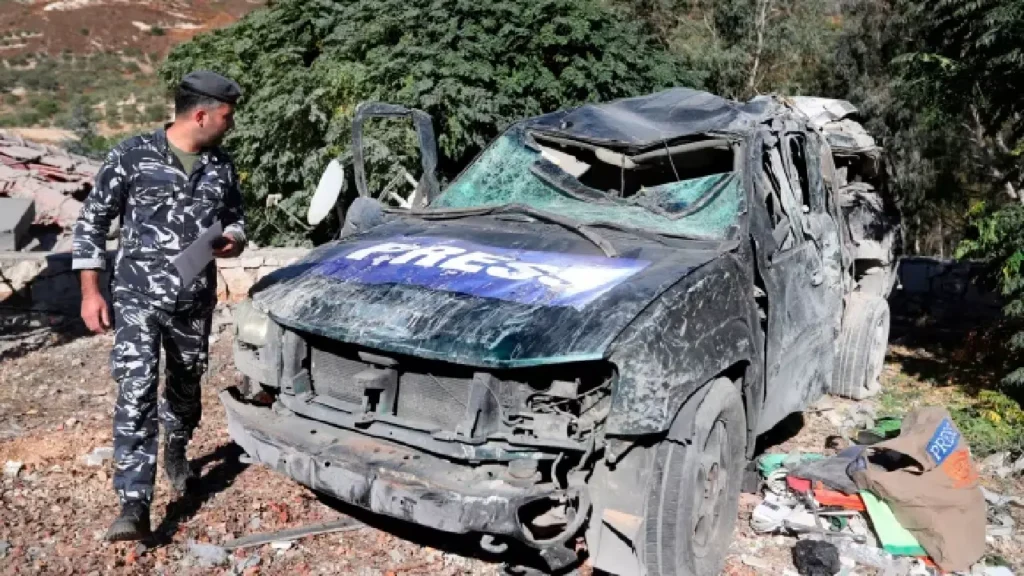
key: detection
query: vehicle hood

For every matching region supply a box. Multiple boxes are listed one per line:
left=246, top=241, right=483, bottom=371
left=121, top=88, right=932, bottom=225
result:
left=251, top=216, right=730, bottom=368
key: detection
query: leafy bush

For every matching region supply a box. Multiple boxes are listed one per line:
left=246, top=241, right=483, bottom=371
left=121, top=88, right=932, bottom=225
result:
left=957, top=203, right=1024, bottom=389
left=31, top=97, right=61, bottom=117
left=162, top=0, right=694, bottom=246
left=951, top=390, right=1024, bottom=456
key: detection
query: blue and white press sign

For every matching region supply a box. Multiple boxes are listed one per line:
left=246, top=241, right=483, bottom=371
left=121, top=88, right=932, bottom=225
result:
left=313, top=236, right=650, bottom=309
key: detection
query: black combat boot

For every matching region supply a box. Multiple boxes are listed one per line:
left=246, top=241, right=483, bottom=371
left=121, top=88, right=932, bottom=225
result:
left=104, top=501, right=152, bottom=541
left=163, top=433, right=195, bottom=495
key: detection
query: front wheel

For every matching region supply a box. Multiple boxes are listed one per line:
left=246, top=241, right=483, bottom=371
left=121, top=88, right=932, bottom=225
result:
left=832, top=293, right=890, bottom=400
left=641, top=378, right=747, bottom=576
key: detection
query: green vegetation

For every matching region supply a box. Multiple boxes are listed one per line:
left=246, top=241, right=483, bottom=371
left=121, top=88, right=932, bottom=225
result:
left=880, top=383, right=1024, bottom=457
left=0, top=52, right=168, bottom=135
left=162, top=0, right=694, bottom=246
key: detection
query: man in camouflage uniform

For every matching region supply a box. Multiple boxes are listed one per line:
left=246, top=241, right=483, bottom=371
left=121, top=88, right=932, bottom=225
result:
left=72, top=71, right=247, bottom=541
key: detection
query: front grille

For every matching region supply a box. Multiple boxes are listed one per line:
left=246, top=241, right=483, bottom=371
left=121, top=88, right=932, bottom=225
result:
left=307, top=338, right=486, bottom=431
left=304, top=336, right=602, bottom=436
left=310, top=346, right=365, bottom=405
left=396, top=373, right=470, bottom=430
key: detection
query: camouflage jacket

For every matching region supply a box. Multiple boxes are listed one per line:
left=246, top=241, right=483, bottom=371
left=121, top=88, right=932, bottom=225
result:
left=72, top=128, right=246, bottom=311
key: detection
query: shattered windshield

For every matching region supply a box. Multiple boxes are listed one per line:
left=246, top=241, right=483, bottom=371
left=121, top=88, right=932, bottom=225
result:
left=431, top=127, right=743, bottom=239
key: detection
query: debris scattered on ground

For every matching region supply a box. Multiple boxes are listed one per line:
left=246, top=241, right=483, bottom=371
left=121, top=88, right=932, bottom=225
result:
left=3, top=460, right=23, bottom=478
left=80, top=446, right=114, bottom=467
left=0, top=130, right=104, bottom=251
left=792, top=539, right=840, bottom=576
left=187, top=540, right=229, bottom=567
left=746, top=403, right=1003, bottom=576
left=223, top=517, right=365, bottom=550
left=2, top=329, right=1021, bottom=575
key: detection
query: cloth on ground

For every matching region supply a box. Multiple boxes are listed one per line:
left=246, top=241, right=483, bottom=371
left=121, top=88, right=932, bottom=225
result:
left=790, top=445, right=865, bottom=494
left=850, top=406, right=986, bottom=572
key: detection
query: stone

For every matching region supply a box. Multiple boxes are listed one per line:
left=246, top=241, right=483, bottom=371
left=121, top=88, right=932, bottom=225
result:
left=0, top=145, right=42, bottom=162
left=981, top=452, right=1009, bottom=473
left=216, top=257, right=244, bottom=269
left=81, top=447, right=114, bottom=467
left=0, top=540, right=9, bottom=558
left=215, top=269, right=229, bottom=302
left=234, top=555, right=260, bottom=572
left=4, top=461, right=23, bottom=479
left=256, top=266, right=275, bottom=281
left=186, top=541, right=228, bottom=567
left=4, top=260, right=43, bottom=290
left=220, top=267, right=255, bottom=301
left=237, top=257, right=264, bottom=269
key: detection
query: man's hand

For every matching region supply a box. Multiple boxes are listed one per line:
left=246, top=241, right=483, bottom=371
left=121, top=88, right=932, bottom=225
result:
left=213, top=234, right=242, bottom=258
left=80, top=270, right=110, bottom=333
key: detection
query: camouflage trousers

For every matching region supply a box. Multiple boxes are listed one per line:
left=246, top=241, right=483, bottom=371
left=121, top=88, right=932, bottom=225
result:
left=110, top=297, right=213, bottom=505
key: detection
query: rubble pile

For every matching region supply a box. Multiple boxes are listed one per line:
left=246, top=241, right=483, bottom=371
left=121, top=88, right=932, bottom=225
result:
left=0, top=130, right=101, bottom=251
left=746, top=404, right=1015, bottom=576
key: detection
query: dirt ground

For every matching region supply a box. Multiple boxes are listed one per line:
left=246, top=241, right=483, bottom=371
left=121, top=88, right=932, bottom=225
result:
left=1, top=319, right=1022, bottom=575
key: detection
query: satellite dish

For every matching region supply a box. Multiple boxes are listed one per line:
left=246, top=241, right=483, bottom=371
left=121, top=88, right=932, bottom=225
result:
left=308, top=159, right=346, bottom=225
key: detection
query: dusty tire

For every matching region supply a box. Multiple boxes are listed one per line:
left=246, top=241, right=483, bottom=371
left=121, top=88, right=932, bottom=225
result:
left=641, top=378, right=747, bottom=576
left=832, top=293, right=890, bottom=400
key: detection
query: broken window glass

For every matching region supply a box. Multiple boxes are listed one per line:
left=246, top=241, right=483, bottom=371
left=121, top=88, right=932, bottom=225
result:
left=431, top=127, right=742, bottom=240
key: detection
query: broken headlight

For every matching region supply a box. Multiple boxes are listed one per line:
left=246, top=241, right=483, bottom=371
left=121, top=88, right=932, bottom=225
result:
left=234, top=298, right=271, bottom=347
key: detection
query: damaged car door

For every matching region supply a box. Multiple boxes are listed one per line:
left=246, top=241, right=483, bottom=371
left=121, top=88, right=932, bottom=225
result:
left=754, top=127, right=843, bottom=432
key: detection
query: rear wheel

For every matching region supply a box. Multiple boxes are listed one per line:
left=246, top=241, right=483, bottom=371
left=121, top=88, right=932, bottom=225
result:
left=832, top=293, right=890, bottom=400
left=642, top=378, right=747, bottom=576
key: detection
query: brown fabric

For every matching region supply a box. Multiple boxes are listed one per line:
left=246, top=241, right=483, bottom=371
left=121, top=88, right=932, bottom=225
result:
left=852, top=407, right=986, bottom=571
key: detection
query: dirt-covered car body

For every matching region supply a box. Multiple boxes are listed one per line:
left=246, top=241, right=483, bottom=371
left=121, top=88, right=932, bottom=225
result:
left=222, top=89, right=898, bottom=575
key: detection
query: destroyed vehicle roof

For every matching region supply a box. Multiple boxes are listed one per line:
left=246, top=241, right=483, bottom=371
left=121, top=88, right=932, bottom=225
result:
left=525, top=87, right=773, bottom=151
left=784, top=96, right=879, bottom=153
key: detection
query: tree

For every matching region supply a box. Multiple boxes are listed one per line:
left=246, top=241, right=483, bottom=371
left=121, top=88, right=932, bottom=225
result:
left=623, top=0, right=839, bottom=100
left=161, top=0, right=694, bottom=246
left=899, top=0, right=1024, bottom=388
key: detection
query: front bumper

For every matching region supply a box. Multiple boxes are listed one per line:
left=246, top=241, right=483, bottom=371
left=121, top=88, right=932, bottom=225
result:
left=220, top=388, right=585, bottom=570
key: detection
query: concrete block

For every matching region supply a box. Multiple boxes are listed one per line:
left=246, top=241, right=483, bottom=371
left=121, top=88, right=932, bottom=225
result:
left=0, top=198, right=34, bottom=250
left=220, top=267, right=253, bottom=301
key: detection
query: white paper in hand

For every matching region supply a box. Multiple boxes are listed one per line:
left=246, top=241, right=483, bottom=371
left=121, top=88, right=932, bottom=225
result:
left=171, top=221, right=223, bottom=286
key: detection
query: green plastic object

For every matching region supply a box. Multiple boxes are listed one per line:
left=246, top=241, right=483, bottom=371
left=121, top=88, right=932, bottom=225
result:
left=756, top=452, right=825, bottom=476
left=857, top=417, right=903, bottom=445
left=860, top=491, right=927, bottom=557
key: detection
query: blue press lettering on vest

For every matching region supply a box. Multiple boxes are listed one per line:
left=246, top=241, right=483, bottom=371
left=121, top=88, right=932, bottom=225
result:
left=926, top=418, right=961, bottom=466
left=313, top=236, right=651, bottom=309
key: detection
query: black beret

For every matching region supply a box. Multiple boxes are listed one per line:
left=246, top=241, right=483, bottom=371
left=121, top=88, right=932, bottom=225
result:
left=179, top=70, right=242, bottom=105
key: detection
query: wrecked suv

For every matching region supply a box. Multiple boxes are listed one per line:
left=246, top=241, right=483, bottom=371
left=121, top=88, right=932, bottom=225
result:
left=223, top=89, right=899, bottom=575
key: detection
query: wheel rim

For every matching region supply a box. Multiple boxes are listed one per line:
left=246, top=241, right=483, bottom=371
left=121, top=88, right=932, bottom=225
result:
left=692, top=419, right=728, bottom=557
